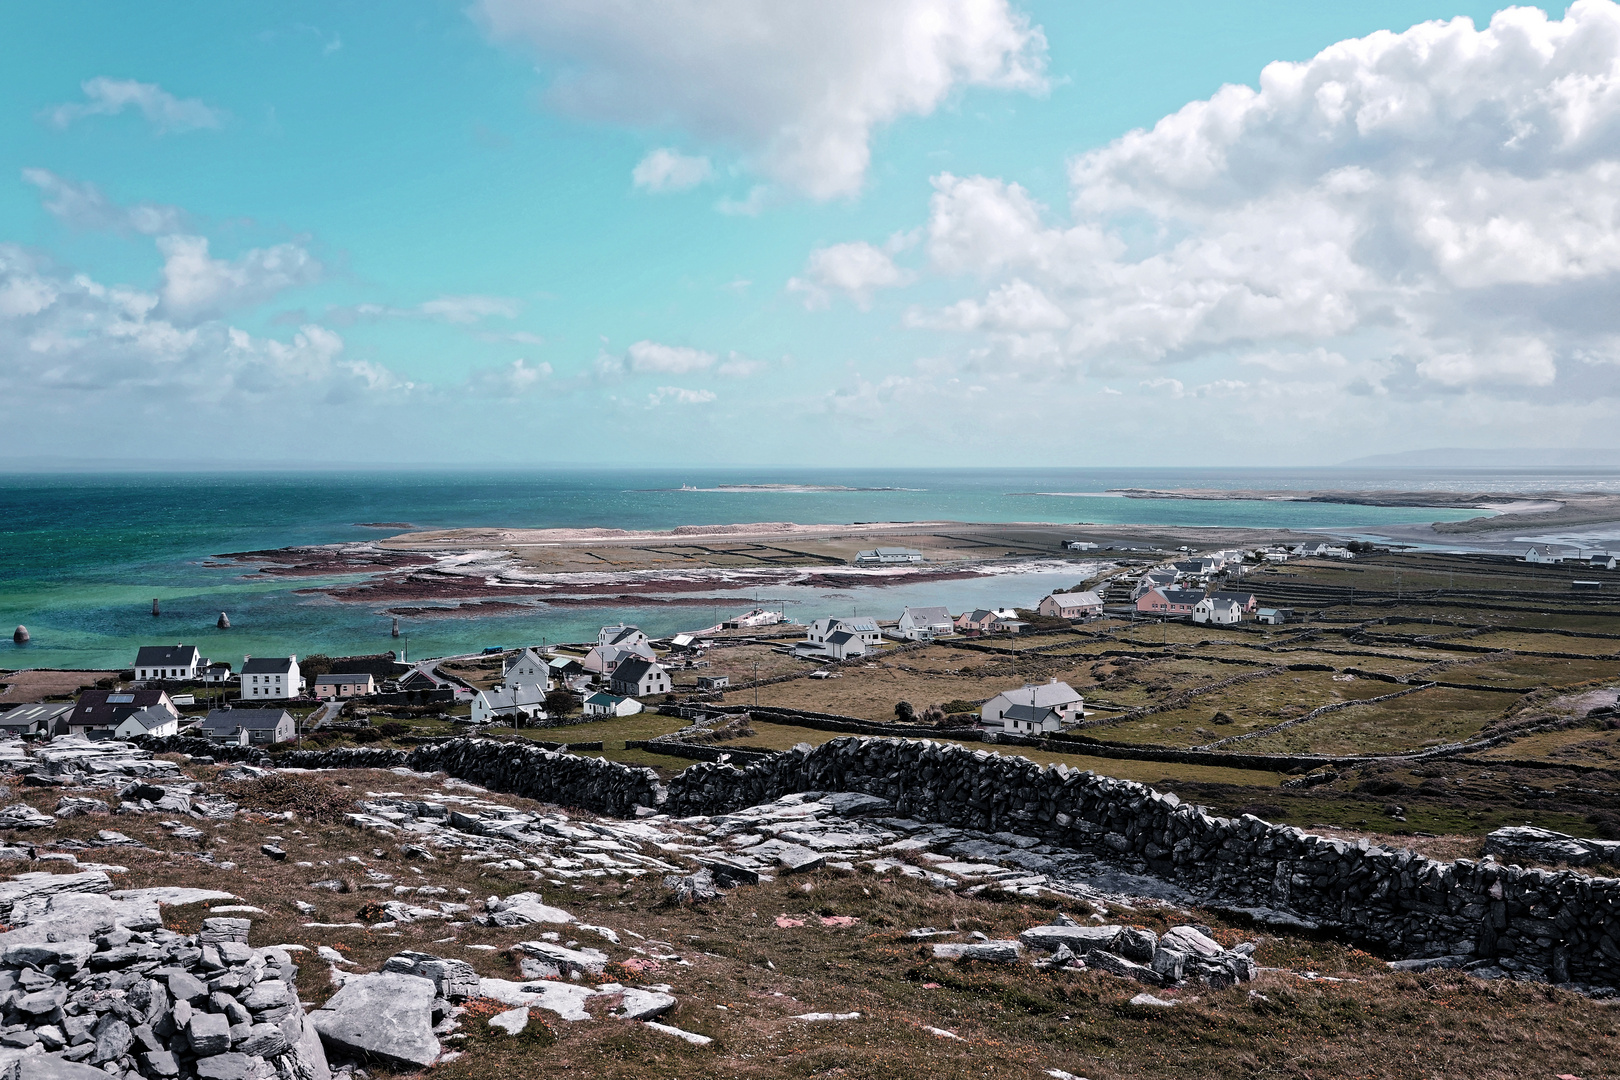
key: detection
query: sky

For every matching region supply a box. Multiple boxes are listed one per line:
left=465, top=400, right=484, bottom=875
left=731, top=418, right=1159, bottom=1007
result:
left=3, top=0, right=1617, bottom=468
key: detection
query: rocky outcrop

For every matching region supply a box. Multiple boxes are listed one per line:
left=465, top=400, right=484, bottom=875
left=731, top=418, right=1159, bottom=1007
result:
left=1484, top=826, right=1620, bottom=868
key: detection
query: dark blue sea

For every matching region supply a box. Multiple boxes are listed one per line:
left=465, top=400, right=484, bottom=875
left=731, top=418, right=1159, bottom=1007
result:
left=2, top=467, right=1613, bottom=671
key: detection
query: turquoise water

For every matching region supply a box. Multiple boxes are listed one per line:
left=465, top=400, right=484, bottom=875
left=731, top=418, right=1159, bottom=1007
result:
left=0, top=467, right=1561, bottom=671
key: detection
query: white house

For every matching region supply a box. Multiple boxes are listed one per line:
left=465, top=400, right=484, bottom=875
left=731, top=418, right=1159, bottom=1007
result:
left=1037, top=591, right=1104, bottom=620
left=609, top=658, right=671, bottom=697
left=1192, top=597, right=1243, bottom=625
left=796, top=616, right=881, bottom=660
left=894, top=606, right=954, bottom=641
left=113, top=704, right=180, bottom=740
left=1523, top=545, right=1570, bottom=564
left=195, top=708, right=296, bottom=745
left=504, top=648, right=553, bottom=691
left=999, top=703, right=1067, bottom=736
left=240, top=656, right=302, bottom=700
left=855, top=548, right=924, bottom=565
left=1294, top=542, right=1352, bottom=559
left=583, top=692, right=642, bottom=718
left=199, top=661, right=234, bottom=684
left=1257, top=608, right=1292, bottom=624
left=1063, top=540, right=1099, bottom=551
left=471, top=684, right=548, bottom=725
left=134, top=645, right=203, bottom=683
left=722, top=608, right=784, bottom=629
left=981, top=679, right=1085, bottom=731
left=598, top=624, right=651, bottom=649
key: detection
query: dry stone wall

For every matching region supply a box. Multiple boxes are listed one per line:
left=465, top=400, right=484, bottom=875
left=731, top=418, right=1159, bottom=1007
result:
left=280, top=736, right=1620, bottom=986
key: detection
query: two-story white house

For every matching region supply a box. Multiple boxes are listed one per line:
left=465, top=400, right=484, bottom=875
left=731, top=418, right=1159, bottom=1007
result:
left=608, top=658, right=671, bottom=697
left=795, top=616, right=882, bottom=660
left=240, top=656, right=302, bottom=700
left=503, top=647, right=554, bottom=691
left=1192, top=596, right=1244, bottom=625
left=599, top=624, right=651, bottom=650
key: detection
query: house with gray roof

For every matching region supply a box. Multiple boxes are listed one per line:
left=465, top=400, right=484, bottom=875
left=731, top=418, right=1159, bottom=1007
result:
left=114, top=704, right=181, bottom=739
left=194, top=708, right=295, bottom=745
left=0, top=703, right=74, bottom=738
left=240, top=656, right=302, bottom=701
left=609, top=657, right=671, bottom=698
left=895, top=606, right=954, bottom=641
left=134, top=645, right=203, bottom=683
left=981, top=679, right=1085, bottom=731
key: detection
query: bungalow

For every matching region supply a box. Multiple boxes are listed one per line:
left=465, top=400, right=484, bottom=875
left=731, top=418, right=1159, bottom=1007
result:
left=1585, top=552, right=1618, bottom=571
left=609, top=658, right=672, bottom=698
left=1192, top=596, right=1243, bottom=625
left=1523, top=545, right=1570, bottom=564
left=549, top=655, right=586, bottom=679
left=113, top=704, right=180, bottom=739
left=794, top=628, right=868, bottom=662
left=1256, top=607, right=1293, bottom=625
left=1173, top=558, right=1219, bottom=578
left=1037, top=591, right=1104, bottom=620
left=1208, top=591, right=1259, bottom=614
left=240, top=656, right=302, bottom=701
left=503, top=648, right=553, bottom=691
left=855, top=548, right=924, bottom=565
left=1135, top=588, right=1204, bottom=618
left=981, top=679, right=1084, bottom=731
left=583, top=692, right=642, bottom=718
left=696, top=674, right=730, bottom=691
left=199, top=661, right=234, bottom=685
left=1062, top=540, right=1099, bottom=551
left=955, top=609, right=999, bottom=634
left=894, top=606, right=954, bottom=641
left=194, top=708, right=296, bottom=746
left=67, top=690, right=177, bottom=739
left=471, top=684, right=548, bottom=725
left=599, top=624, right=651, bottom=649
left=313, top=673, right=376, bottom=700
left=990, top=617, right=1028, bottom=635
left=134, top=644, right=203, bottom=683
left=999, top=703, right=1067, bottom=736
left=0, top=703, right=73, bottom=738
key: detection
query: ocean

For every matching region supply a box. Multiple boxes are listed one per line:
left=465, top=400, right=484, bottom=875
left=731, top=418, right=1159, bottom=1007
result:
left=1, top=466, right=1611, bottom=672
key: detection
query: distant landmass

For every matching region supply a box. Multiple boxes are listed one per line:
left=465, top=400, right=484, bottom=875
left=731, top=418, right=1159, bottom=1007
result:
left=1341, top=448, right=1620, bottom=469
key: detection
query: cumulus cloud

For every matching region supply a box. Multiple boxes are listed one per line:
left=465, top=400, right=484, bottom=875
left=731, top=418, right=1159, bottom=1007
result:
left=467, top=357, right=553, bottom=396
left=0, top=243, right=406, bottom=407
left=788, top=241, right=912, bottom=309
left=45, top=77, right=224, bottom=133
left=632, top=148, right=713, bottom=191
left=158, top=235, right=321, bottom=317
left=475, top=0, right=1047, bottom=198
left=22, top=169, right=185, bottom=235
left=626, top=339, right=716, bottom=374
left=906, top=0, right=1620, bottom=399
left=650, top=385, right=716, bottom=405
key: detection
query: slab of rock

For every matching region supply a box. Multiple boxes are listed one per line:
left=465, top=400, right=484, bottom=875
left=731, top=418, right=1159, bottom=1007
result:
left=775, top=844, right=825, bottom=874
left=187, top=1013, right=232, bottom=1057
left=642, top=1021, right=712, bottom=1046
left=477, top=978, right=598, bottom=1023
left=380, top=952, right=479, bottom=1001
left=932, top=941, right=1023, bottom=963
left=1019, top=924, right=1122, bottom=953
left=1084, top=949, right=1162, bottom=985
left=19, top=1055, right=126, bottom=1080
left=487, top=1007, right=530, bottom=1035
left=310, top=972, right=441, bottom=1068
left=1484, top=826, right=1620, bottom=868
left=480, top=892, right=574, bottom=927
left=610, top=988, right=677, bottom=1021
left=515, top=941, right=608, bottom=979
left=0, top=871, right=112, bottom=920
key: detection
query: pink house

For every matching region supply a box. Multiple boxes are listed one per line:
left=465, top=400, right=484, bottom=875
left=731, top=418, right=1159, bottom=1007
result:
left=1135, top=588, right=1203, bottom=617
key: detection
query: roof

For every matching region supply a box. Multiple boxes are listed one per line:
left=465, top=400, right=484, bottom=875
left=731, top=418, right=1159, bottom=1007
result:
left=550, top=655, right=581, bottom=670
left=0, top=703, right=74, bottom=728
left=240, top=656, right=295, bottom=675
left=1161, top=589, right=1206, bottom=606
left=612, top=657, right=663, bottom=685
left=826, top=630, right=859, bottom=646
left=505, top=647, right=547, bottom=672
left=70, top=689, right=173, bottom=727
left=585, top=692, right=625, bottom=706
left=962, top=609, right=995, bottom=622
left=315, top=673, right=371, bottom=685
left=995, top=681, right=1083, bottom=709
left=1048, top=591, right=1102, bottom=608
left=1001, top=703, right=1061, bottom=725
left=120, top=705, right=177, bottom=732
left=836, top=617, right=879, bottom=633
left=479, top=685, right=546, bottom=710
left=135, top=645, right=200, bottom=668
left=602, top=625, right=645, bottom=646
left=902, top=606, right=952, bottom=624
left=1209, top=591, right=1255, bottom=605
left=198, top=708, right=292, bottom=732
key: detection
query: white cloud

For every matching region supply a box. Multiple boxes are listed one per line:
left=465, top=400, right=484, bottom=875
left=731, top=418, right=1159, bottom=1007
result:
left=419, top=295, right=523, bottom=322
left=626, top=339, right=716, bottom=374
left=158, top=235, right=321, bottom=317
left=46, top=77, right=224, bottom=133
left=632, top=148, right=713, bottom=191
left=650, top=385, right=716, bottom=405
left=788, top=241, right=911, bottom=309
left=468, top=357, right=553, bottom=396
left=907, top=0, right=1620, bottom=397
left=475, top=0, right=1047, bottom=199
left=716, top=353, right=765, bottom=377
left=22, top=169, right=185, bottom=235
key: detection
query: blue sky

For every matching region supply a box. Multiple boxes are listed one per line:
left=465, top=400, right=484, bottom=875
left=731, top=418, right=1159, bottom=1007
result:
left=8, top=0, right=1618, bottom=468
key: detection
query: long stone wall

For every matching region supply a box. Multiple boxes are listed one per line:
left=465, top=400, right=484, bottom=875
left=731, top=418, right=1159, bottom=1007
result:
left=278, top=736, right=1620, bottom=987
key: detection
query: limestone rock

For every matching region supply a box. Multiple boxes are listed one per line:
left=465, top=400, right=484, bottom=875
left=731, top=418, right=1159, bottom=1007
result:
left=309, top=972, right=441, bottom=1068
